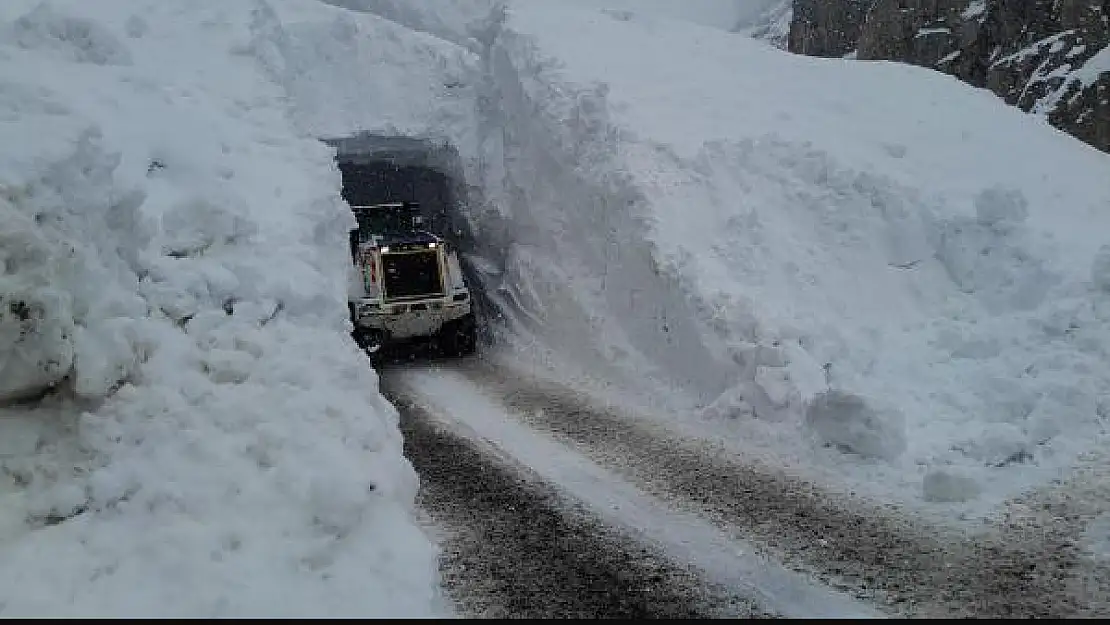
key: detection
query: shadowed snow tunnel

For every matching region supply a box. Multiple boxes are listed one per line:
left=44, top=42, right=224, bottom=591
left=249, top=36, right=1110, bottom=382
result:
left=322, top=133, right=501, bottom=344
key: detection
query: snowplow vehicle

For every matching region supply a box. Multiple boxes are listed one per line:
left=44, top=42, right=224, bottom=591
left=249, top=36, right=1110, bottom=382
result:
left=348, top=201, right=477, bottom=360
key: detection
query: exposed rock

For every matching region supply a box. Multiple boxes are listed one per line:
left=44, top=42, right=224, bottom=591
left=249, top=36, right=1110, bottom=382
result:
left=787, top=0, right=1110, bottom=154
left=857, top=0, right=970, bottom=70
left=787, top=0, right=872, bottom=57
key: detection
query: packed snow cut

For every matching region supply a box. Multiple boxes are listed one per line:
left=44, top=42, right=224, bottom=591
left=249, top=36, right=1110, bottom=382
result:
left=0, top=0, right=447, bottom=617
left=474, top=0, right=1110, bottom=524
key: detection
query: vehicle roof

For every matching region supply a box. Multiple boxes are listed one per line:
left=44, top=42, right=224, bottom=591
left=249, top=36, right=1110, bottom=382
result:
left=371, top=230, right=441, bottom=247
left=351, top=202, right=417, bottom=210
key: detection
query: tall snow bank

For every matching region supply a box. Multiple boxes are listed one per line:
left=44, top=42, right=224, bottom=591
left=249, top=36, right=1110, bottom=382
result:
left=465, top=5, right=737, bottom=407
left=0, top=0, right=440, bottom=616
left=484, top=1, right=1110, bottom=518
left=248, top=0, right=480, bottom=142
left=316, top=0, right=495, bottom=51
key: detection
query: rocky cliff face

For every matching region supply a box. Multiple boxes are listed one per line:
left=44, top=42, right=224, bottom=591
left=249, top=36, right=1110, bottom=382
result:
left=787, top=0, right=872, bottom=57
left=787, top=0, right=1110, bottom=154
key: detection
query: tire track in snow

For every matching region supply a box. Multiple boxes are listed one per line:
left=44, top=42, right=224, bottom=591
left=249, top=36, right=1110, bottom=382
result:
left=381, top=370, right=768, bottom=619
left=384, top=362, right=882, bottom=619
left=989, top=452, right=1110, bottom=618
left=449, top=358, right=1098, bottom=618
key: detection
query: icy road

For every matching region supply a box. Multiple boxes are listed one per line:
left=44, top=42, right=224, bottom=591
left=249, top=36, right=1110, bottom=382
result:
left=381, top=357, right=1108, bottom=619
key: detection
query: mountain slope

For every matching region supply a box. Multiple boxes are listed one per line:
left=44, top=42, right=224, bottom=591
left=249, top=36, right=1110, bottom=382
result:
left=789, top=0, right=1110, bottom=153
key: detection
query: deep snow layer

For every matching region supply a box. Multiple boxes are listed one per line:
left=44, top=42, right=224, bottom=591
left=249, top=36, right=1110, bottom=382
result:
left=477, top=0, right=1110, bottom=521
left=0, top=0, right=449, bottom=616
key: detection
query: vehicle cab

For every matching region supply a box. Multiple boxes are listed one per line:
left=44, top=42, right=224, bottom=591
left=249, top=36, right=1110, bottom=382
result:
left=348, top=202, right=475, bottom=357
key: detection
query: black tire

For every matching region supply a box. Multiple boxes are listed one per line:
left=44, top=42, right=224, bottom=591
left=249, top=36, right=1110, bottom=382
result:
left=367, top=347, right=384, bottom=370
left=353, top=327, right=387, bottom=365
left=439, top=313, right=477, bottom=358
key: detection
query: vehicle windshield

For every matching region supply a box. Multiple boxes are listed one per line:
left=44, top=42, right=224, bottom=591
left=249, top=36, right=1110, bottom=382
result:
left=353, top=205, right=421, bottom=238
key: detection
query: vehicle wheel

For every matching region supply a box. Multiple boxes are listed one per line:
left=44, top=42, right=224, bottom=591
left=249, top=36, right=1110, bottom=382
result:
left=354, top=328, right=387, bottom=361
left=367, top=347, right=384, bottom=370
left=439, top=314, right=477, bottom=357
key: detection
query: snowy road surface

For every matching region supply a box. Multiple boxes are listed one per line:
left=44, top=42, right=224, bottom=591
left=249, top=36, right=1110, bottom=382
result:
left=386, top=375, right=767, bottom=618
left=383, top=357, right=1109, bottom=618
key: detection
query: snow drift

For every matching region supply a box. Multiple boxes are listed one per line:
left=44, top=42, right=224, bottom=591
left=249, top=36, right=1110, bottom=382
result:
left=0, top=0, right=446, bottom=617
left=472, top=1, right=1110, bottom=519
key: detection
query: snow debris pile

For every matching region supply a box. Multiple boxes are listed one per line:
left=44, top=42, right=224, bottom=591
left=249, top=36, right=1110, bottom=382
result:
left=804, top=390, right=907, bottom=462
left=0, top=0, right=443, bottom=617
left=476, top=1, right=1110, bottom=519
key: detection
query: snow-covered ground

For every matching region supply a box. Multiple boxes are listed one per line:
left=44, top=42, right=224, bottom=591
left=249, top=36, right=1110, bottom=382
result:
left=390, top=365, right=882, bottom=619
left=561, top=0, right=745, bottom=32
left=473, top=0, right=1110, bottom=524
left=558, top=1, right=792, bottom=44
left=0, top=0, right=459, bottom=617
left=3, top=0, right=1109, bottom=616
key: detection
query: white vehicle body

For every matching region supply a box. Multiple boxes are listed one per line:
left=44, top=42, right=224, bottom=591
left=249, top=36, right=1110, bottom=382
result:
left=349, top=204, right=473, bottom=343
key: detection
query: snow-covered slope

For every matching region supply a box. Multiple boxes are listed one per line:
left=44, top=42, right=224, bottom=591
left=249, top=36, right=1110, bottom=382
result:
left=733, top=0, right=791, bottom=47
left=560, top=0, right=745, bottom=31
left=477, top=1, right=1110, bottom=520
left=557, top=0, right=793, bottom=44
left=0, top=0, right=449, bottom=617
left=315, top=0, right=494, bottom=51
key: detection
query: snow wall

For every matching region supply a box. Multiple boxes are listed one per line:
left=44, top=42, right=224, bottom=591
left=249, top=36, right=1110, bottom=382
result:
left=469, top=1, right=1110, bottom=518
left=463, top=9, right=738, bottom=407
left=317, top=1, right=1110, bottom=519
left=0, top=0, right=445, bottom=617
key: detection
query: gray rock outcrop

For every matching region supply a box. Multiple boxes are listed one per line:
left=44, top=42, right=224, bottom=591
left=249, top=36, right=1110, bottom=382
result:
left=786, top=0, right=1110, bottom=154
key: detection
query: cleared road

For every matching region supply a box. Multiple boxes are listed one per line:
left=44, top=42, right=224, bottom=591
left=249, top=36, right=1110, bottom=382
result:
left=383, top=370, right=768, bottom=618
left=382, top=357, right=1109, bottom=618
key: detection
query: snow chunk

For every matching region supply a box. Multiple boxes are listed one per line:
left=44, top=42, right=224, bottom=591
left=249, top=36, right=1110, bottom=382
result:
left=0, top=289, right=74, bottom=402
left=123, top=14, right=146, bottom=39
left=0, top=125, right=152, bottom=403
left=922, top=469, right=980, bottom=503
left=933, top=186, right=1054, bottom=312
left=1091, top=245, right=1110, bottom=292
left=3, top=3, right=132, bottom=66
left=700, top=384, right=756, bottom=421
left=804, top=390, right=907, bottom=461
left=974, top=185, right=1029, bottom=234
